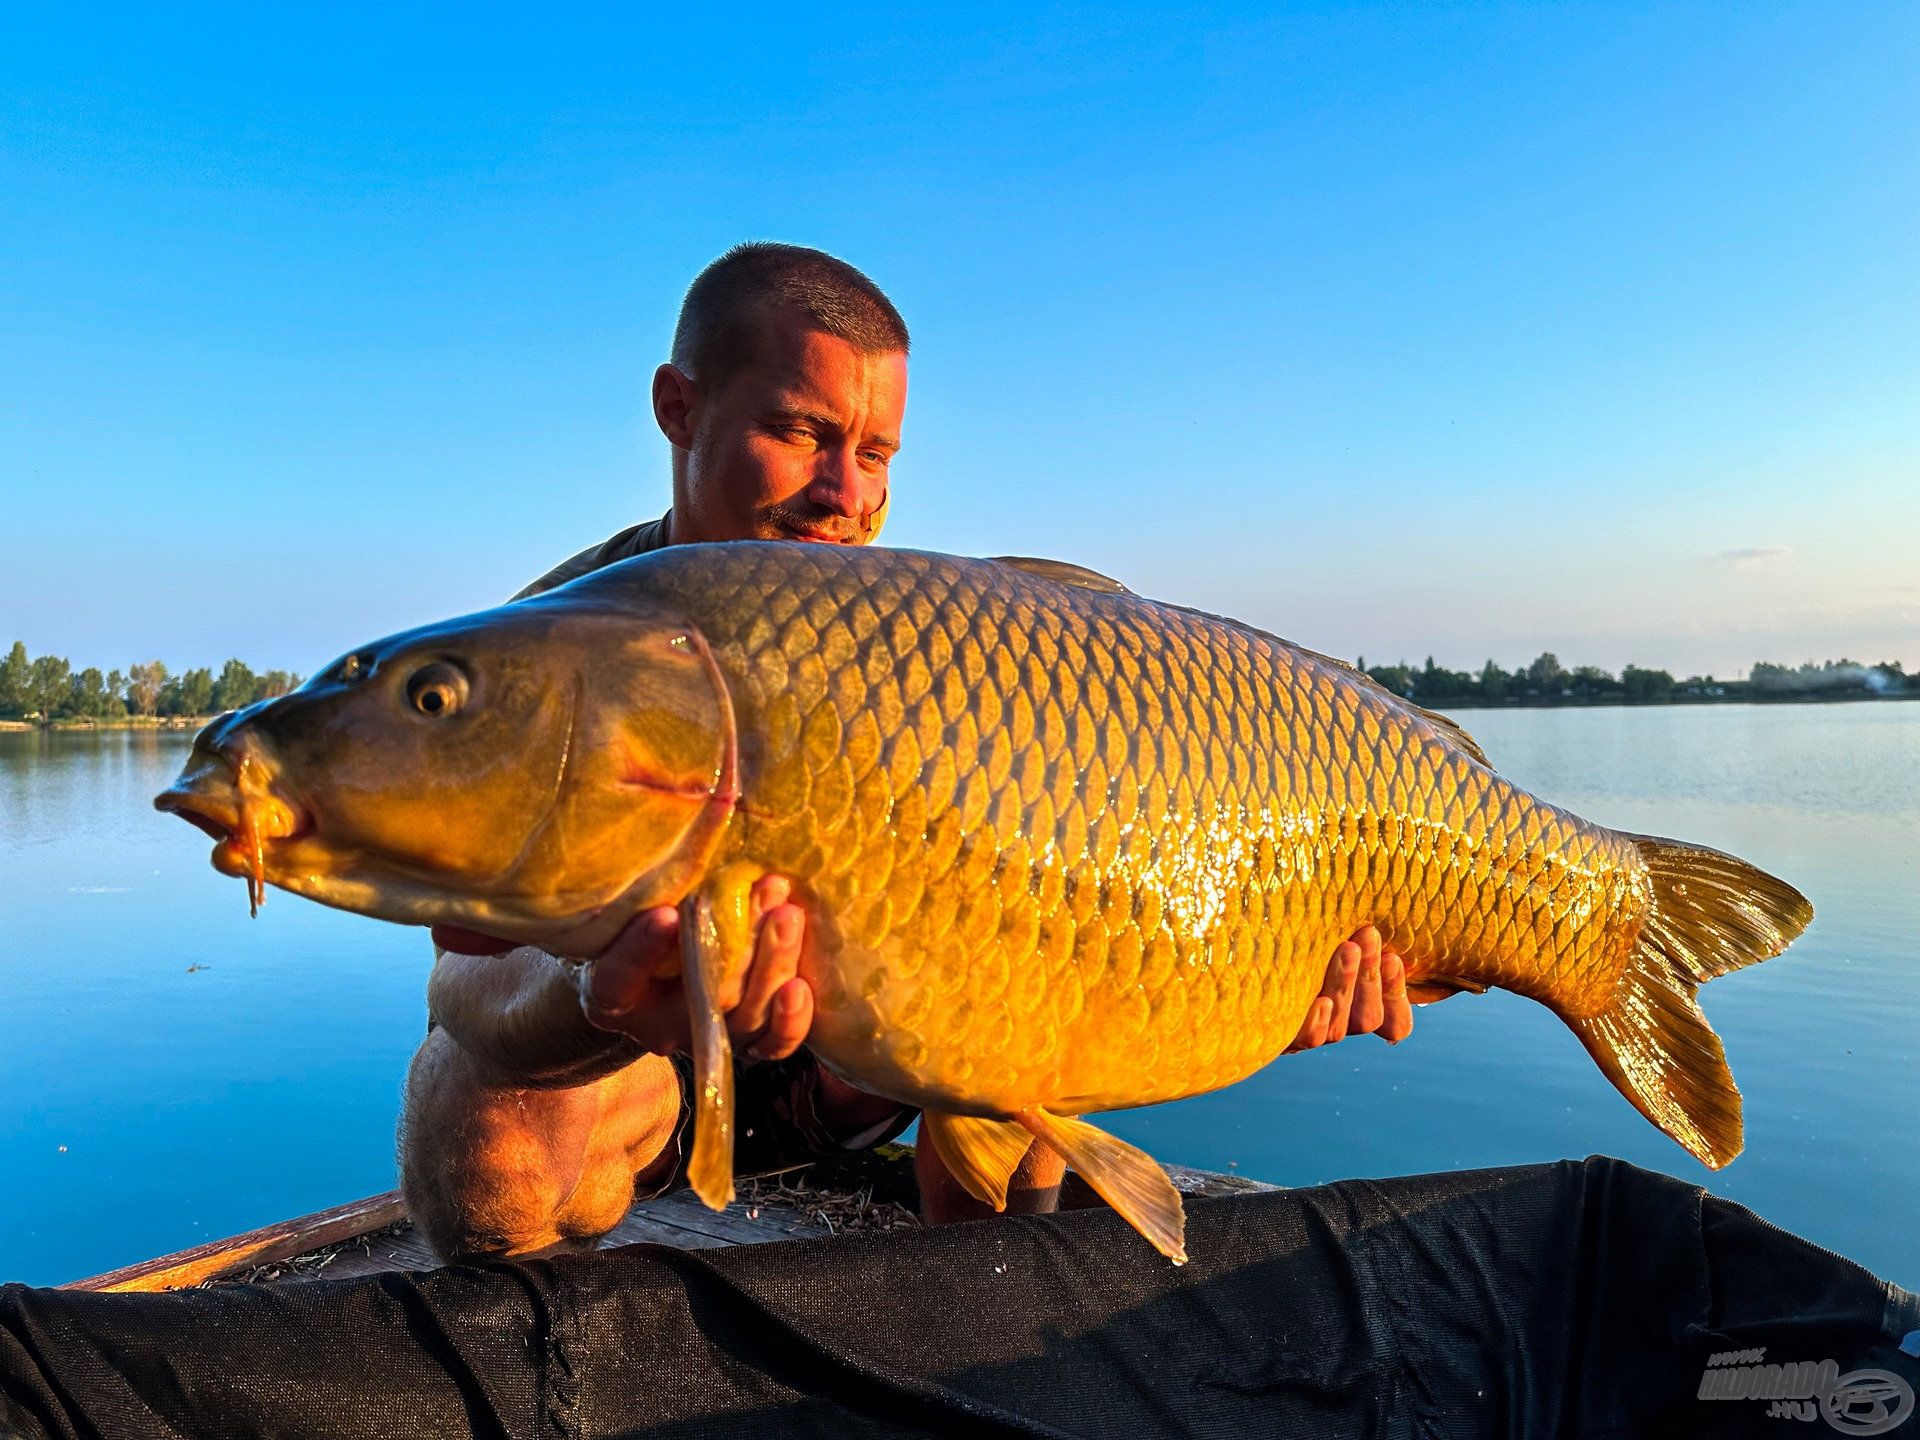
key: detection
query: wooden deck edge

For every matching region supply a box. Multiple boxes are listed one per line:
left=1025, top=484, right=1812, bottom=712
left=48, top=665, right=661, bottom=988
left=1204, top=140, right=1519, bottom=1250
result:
left=62, top=1191, right=409, bottom=1293
left=57, top=1149, right=1281, bottom=1293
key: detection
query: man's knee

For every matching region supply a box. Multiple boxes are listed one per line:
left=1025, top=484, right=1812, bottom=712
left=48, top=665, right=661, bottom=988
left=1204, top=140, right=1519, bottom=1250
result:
left=398, top=1030, right=682, bottom=1260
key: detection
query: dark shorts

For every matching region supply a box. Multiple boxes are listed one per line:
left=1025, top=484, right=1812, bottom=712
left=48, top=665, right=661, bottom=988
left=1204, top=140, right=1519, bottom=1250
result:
left=645, top=1050, right=918, bottom=1198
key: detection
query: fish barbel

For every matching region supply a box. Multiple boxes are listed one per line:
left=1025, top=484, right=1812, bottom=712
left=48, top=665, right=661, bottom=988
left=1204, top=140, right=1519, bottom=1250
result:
left=156, top=543, right=1812, bottom=1261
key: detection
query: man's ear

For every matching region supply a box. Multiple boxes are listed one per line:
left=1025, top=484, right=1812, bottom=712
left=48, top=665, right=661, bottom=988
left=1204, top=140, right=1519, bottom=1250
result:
left=652, top=364, right=699, bottom=450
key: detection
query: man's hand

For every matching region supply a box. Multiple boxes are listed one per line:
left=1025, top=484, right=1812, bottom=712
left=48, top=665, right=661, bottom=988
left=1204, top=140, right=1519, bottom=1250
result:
left=578, top=875, right=814, bottom=1061
left=1285, top=924, right=1419, bottom=1052
left=577, top=878, right=909, bottom=1137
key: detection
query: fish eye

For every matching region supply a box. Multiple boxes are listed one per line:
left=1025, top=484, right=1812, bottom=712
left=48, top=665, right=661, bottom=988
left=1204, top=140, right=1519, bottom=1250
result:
left=405, top=661, right=469, bottom=719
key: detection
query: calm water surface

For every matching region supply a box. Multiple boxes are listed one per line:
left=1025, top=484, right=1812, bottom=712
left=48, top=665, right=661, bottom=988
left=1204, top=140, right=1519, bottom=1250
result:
left=2, top=705, right=1915, bottom=1287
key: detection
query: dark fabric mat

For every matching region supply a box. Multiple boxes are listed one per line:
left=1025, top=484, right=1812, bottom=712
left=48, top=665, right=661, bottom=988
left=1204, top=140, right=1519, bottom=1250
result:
left=4, top=1156, right=1915, bottom=1438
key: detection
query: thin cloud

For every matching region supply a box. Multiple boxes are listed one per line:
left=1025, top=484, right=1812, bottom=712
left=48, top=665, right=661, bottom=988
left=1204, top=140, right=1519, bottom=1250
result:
left=1712, top=545, right=1794, bottom=571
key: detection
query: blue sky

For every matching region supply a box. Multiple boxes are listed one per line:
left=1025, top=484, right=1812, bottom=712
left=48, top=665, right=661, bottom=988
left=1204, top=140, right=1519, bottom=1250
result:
left=3, top=2, right=1914, bottom=679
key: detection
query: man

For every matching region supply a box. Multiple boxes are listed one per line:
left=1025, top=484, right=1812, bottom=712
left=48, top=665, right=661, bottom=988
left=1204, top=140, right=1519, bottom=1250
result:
left=401, top=243, right=1423, bottom=1259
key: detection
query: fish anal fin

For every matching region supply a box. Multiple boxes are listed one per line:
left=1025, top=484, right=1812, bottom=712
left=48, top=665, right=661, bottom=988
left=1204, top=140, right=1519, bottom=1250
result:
left=1403, top=973, right=1490, bottom=1005
left=920, top=1112, right=1035, bottom=1211
left=679, top=861, right=767, bottom=1210
left=1016, top=1108, right=1187, bottom=1264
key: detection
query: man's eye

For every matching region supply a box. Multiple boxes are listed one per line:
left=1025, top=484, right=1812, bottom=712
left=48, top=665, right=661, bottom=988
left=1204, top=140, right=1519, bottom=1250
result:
left=859, top=450, right=889, bottom=466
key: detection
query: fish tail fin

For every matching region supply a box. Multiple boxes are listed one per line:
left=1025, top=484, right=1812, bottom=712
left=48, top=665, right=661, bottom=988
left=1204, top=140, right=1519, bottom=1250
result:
left=1570, top=837, right=1812, bottom=1169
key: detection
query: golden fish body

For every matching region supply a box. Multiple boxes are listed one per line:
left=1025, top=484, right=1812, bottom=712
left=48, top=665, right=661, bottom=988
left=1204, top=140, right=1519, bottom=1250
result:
left=663, top=546, right=1637, bottom=1117
left=157, top=542, right=1811, bottom=1260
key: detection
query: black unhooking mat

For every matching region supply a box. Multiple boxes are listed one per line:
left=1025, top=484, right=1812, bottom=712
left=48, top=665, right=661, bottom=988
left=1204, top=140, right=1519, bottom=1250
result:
left=2, top=1156, right=1915, bottom=1438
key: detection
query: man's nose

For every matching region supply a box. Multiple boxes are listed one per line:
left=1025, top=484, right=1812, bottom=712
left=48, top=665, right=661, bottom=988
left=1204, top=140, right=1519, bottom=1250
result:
left=807, top=446, right=881, bottom=518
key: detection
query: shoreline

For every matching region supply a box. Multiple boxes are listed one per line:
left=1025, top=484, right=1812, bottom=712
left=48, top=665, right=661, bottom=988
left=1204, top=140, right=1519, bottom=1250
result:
left=1429, top=691, right=1917, bottom=712
left=0, top=716, right=212, bottom=733
left=3, top=691, right=1916, bottom=737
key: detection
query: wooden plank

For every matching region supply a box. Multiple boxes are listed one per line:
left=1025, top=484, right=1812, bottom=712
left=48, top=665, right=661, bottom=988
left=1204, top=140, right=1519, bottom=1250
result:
left=1166, top=1162, right=1280, bottom=1198
left=64, top=1192, right=409, bottom=1293
left=59, top=1149, right=1280, bottom=1292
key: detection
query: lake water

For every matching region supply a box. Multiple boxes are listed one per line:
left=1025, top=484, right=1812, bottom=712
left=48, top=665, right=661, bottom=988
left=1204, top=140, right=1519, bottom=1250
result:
left=1, top=705, right=1914, bottom=1289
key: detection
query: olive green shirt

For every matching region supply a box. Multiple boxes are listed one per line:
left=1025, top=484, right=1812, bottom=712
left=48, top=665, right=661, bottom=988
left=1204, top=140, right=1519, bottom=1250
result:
left=512, top=514, right=672, bottom=603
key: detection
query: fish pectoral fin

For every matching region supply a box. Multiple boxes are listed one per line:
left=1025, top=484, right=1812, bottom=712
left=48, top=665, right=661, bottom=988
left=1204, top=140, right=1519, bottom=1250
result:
left=920, top=1111, right=1035, bottom=1211
left=1016, top=1108, right=1188, bottom=1264
left=679, top=862, right=767, bottom=1211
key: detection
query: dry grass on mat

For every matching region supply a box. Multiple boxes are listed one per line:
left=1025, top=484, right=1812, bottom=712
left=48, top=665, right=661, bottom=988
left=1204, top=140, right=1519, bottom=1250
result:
left=735, top=1168, right=923, bottom=1236
left=198, top=1220, right=411, bottom=1288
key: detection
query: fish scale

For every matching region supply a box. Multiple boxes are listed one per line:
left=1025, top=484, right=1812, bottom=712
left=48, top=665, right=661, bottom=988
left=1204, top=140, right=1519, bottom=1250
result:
left=157, top=540, right=1813, bottom=1261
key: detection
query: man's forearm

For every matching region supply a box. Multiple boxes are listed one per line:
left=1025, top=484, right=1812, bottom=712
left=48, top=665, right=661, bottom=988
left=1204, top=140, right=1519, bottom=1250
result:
left=428, top=945, right=647, bottom=1087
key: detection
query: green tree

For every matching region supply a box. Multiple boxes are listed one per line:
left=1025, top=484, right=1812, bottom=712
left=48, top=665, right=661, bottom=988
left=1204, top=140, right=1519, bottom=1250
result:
left=212, top=657, right=260, bottom=712
left=1568, top=665, right=1619, bottom=702
left=161, top=667, right=215, bottom=717
left=1525, top=652, right=1565, bottom=692
left=1621, top=664, right=1674, bottom=703
left=0, top=641, right=28, bottom=719
left=1364, top=661, right=1415, bottom=697
left=26, top=654, right=72, bottom=721
left=66, top=667, right=109, bottom=719
left=1415, top=655, right=1476, bottom=702
left=257, top=669, right=299, bottom=699
left=1478, top=660, right=1509, bottom=704
left=127, top=660, right=169, bottom=718
left=102, top=669, right=128, bottom=718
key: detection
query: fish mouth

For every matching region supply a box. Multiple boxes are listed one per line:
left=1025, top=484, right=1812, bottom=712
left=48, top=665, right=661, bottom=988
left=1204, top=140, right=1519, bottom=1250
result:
left=155, top=734, right=312, bottom=915
left=155, top=786, right=243, bottom=842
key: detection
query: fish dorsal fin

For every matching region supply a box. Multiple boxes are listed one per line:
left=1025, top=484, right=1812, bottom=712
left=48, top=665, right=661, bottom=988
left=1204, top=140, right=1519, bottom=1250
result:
left=1407, top=701, right=1492, bottom=767
left=920, top=1111, right=1035, bottom=1210
left=1149, top=599, right=1496, bottom=770
left=1291, top=643, right=1493, bottom=769
left=1016, top=1107, right=1188, bottom=1263
left=990, top=556, right=1133, bottom=594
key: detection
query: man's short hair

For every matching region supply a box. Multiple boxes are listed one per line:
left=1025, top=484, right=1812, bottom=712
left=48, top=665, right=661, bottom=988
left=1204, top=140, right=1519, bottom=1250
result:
left=671, top=242, right=909, bottom=392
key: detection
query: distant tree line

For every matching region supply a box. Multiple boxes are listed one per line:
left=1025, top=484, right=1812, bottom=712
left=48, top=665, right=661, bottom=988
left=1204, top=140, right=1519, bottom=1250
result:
left=4, top=636, right=1912, bottom=725
left=1357, top=653, right=1915, bottom=708
left=0, top=642, right=302, bottom=724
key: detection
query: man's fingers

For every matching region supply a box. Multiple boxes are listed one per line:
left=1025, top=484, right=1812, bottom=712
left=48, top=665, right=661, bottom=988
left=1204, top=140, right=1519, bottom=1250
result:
left=746, top=979, right=812, bottom=1062
left=729, top=903, right=804, bottom=1042
left=750, top=873, right=793, bottom=923
left=582, top=907, right=679, bottom=1031
left=1285, top=995, right=1335, bottom=1053
left=1350, top=954, right=1386, bottom=1035
left=1377, top=950, right=1414, bottom=1044
left=1324, top=940, right=1362, bottom=1043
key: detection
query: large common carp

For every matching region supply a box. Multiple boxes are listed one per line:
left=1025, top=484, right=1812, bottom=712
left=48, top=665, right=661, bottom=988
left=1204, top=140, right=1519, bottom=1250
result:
left=156, top=543, right=1811, bottom=1261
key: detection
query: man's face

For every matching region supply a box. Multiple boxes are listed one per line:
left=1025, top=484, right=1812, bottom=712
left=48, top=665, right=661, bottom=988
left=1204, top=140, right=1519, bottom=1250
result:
left=668, top=309, right=907, bottom=546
